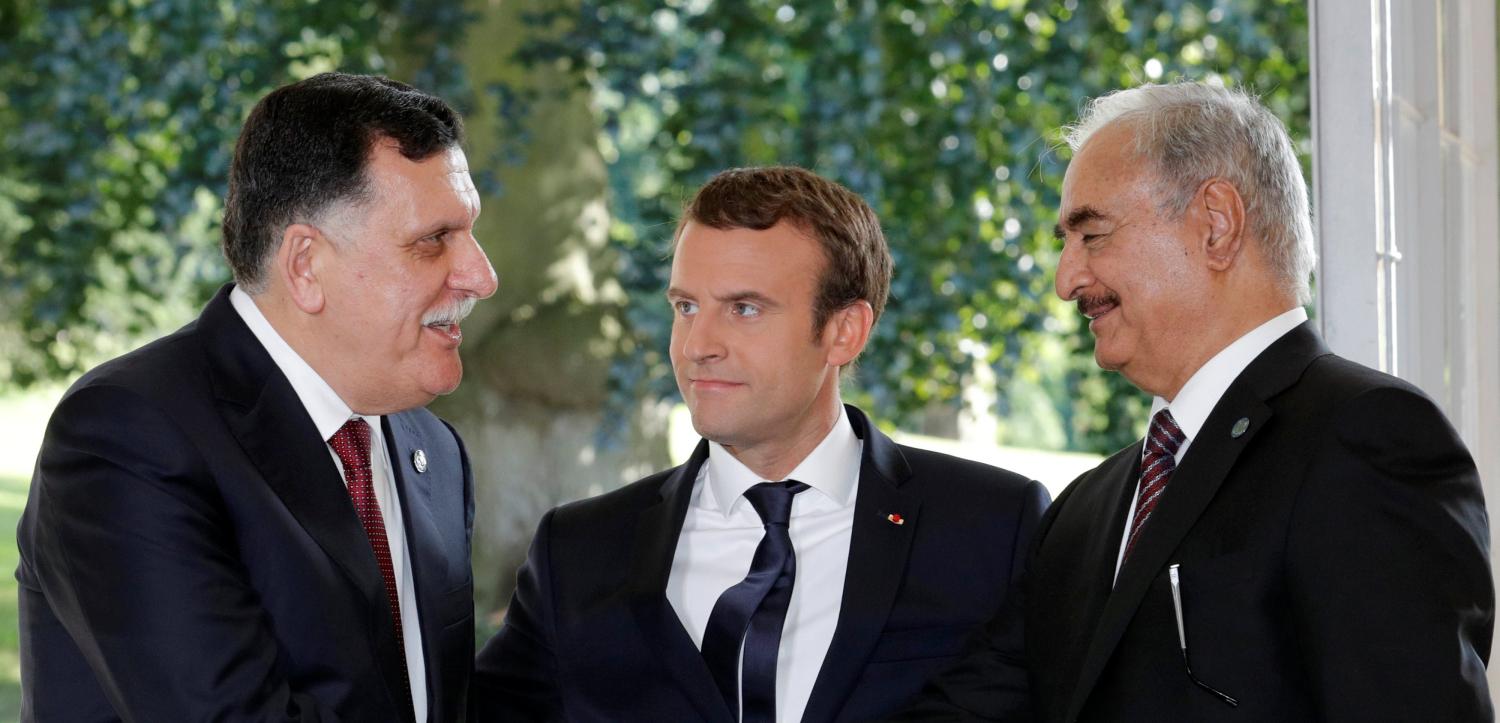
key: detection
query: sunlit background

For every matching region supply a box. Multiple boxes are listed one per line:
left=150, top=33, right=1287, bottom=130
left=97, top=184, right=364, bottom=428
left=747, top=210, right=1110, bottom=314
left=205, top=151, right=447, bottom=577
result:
left=0, top=0, right=1339, bottom=716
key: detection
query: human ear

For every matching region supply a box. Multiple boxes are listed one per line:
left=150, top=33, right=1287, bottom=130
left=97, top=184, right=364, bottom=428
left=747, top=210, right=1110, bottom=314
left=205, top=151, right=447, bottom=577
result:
left=278, top=223, right=327, bottom=314
left=825, top=301, right=875, bottom=367
left=1200, top=179, right=1246, bottom=271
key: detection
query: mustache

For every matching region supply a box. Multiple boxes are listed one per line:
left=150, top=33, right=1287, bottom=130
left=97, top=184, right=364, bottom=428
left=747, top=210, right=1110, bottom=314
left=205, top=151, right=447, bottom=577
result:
left=1077, top=292, right=1120, bottom=318
left=422, top=296, right=477, bottom=326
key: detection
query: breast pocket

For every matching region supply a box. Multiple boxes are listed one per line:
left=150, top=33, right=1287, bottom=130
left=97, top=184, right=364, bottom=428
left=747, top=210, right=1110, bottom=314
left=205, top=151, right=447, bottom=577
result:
left=1178, top=551, right=1261, bottom=634
left=866, top=624, right=973, bottom=663
left=852, top=625, right=978, bottom=717
left=1172, top=552, right=1267, bottom=701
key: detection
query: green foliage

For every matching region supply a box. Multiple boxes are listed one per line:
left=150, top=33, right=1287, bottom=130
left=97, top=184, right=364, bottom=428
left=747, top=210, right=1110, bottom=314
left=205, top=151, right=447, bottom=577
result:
left=0, top=473, right=27, bottom=714
left=517, top=0, right=1309, bottom=454
left=0, top=0, right=470, bottom=386
left=0, top=0, right=1309, bottom=456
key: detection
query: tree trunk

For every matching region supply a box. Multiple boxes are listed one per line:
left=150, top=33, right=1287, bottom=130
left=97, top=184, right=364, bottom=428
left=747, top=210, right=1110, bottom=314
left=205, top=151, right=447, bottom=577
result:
left=434, top=0, right=671, bottom=622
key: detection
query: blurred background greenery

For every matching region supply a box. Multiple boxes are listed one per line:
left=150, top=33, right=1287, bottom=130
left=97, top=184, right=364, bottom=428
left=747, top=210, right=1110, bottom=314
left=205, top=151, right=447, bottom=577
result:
left=0, top=0, right=1307, bottom=715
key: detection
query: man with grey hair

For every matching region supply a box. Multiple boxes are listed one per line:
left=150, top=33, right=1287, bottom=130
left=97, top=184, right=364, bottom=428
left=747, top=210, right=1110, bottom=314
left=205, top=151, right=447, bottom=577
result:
left=899, top=81, right=1492, bottom=721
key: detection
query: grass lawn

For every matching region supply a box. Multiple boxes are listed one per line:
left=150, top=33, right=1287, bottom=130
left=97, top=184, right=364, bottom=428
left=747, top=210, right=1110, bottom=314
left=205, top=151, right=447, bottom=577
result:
left=0, top=474, right=22, bottom=720
left=0, top=386, right=58, bottom=722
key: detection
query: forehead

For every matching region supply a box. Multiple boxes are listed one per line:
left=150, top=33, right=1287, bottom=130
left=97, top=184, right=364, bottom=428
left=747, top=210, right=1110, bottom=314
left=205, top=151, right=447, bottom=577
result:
left=669, top=220, right=824, bottom=288
left=362, top=142, right=479, bottom=224
left=365, top=142, right=472, bottom=190
left=1061, top=122, right=1149, bottom=213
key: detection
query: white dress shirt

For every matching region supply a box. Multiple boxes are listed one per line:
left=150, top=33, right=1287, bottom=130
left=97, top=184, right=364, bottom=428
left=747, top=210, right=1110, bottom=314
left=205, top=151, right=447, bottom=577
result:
left=231, top=287, right=427, bottom=720
left=666, top=407, right=863, bottom=722
left=1113, top=307, right=1309, bottom=581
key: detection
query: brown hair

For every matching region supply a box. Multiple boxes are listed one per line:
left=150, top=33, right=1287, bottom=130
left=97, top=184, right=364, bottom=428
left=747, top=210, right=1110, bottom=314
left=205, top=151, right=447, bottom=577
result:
left=676, top=166, right=892, bottom=337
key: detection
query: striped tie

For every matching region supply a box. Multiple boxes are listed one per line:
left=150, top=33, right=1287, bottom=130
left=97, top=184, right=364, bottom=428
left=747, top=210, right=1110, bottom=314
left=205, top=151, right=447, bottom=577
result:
left=1123, top=408, right=1185, bottom=560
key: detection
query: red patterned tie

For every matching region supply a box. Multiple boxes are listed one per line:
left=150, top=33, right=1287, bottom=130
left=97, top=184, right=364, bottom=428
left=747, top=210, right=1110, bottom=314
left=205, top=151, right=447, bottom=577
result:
left=328, top=418, right=412, bottom=711
left=1123, top=408, right=1186, bottom=561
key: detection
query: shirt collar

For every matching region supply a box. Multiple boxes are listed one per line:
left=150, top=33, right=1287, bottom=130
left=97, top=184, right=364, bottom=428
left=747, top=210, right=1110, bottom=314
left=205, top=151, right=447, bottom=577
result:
left=1151, top=307, right=1308, bottom=443
left=702, top=406, right=862, bottom=517
left=230, top=286, right=373, bottom=441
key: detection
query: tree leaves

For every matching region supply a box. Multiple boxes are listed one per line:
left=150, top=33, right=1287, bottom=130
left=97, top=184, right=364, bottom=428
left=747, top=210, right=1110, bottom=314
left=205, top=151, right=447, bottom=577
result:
left=0, top=0, right=472, bottom=385
left=513, top=0, right=1309, bottom=453
left=1, top=0, right=1309, bottom=455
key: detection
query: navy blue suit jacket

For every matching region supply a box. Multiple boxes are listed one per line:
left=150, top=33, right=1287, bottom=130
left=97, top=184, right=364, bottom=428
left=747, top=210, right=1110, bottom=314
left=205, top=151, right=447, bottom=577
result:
left=17, top=285, right=476, bottom=722
left=474, top=405, right=1049, bottom=722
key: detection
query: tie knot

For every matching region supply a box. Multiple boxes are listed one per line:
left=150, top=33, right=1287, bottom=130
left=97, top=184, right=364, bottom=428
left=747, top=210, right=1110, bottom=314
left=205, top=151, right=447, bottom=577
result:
left=743, top=480, right=810, bottom=527
left=329, top=418, right=373, bottom=471
left=1147, top=408, right=1186, bottom=459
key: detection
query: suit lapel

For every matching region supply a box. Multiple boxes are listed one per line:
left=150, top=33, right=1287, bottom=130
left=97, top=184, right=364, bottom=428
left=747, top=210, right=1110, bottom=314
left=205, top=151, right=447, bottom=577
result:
left=1064, top=390, right=1269, bottom=722
left=627, top=442, right=736, bottom=723
left=1085, top=445, right=1147, bottom=594
left=1063, top=322, right=1331, bottom=721
left=201, top=286, right=412, bottom=722
left=386, top=413, right=451, bottom=722
left=802, top=406, right=920, bottom=723
left=203, top=288, right=387, bottom=608
left=1029, top=442, right=1141, bottom=723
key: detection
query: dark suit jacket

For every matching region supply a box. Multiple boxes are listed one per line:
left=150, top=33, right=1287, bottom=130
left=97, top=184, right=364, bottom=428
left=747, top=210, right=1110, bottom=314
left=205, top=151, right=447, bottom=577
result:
left=17, top=285, right=477, bottom=722
left=903, top=322, right=1493, bottom=722
left=473, top=404, right=1049, bottom=722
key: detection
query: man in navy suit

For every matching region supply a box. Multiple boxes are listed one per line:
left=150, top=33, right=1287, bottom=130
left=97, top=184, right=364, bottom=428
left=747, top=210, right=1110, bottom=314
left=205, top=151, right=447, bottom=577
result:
left=475, top=166, right=1050, bottom=722
left=17, top=72, right=497, bottom=721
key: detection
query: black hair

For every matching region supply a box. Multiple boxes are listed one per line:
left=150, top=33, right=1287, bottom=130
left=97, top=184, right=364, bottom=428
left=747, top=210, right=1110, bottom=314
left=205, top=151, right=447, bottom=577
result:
left=221, top=72, right=463, bottom=291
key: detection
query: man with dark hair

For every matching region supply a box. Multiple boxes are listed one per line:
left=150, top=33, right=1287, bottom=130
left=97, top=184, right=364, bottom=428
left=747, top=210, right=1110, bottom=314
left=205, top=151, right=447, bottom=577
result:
left=902, top=82, right=1491, bottom=721
left=474, top=166, right=1048, bottom=722
left=18, top=72, right=496, bottom=721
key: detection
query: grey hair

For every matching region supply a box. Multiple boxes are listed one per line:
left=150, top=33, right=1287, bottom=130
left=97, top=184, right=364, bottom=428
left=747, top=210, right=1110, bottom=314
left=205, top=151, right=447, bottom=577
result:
left=1064, top=82, right=1316, bottom=305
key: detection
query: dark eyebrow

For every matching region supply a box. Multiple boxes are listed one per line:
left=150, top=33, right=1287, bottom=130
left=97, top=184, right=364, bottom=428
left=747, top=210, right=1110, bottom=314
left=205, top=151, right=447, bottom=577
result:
left=665, top=287, right=780, bottom=308
left=1053, top=206, right=1110, bottom=240
left=716, top=290, right=779, bottom=308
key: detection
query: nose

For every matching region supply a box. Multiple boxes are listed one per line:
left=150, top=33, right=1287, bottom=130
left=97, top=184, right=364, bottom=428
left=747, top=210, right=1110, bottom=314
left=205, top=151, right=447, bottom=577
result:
left=678, top=307, right=726, bottom=364
left=451, top=233, right=499, bottom=299
left=1054, top=238, right=1093, bottom=301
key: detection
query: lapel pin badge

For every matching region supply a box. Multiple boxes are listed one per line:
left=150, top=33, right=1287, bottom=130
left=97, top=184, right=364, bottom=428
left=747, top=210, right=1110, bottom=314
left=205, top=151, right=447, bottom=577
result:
left=1230, top=417, right=1250, bottom=438
left=887, top=513, right=905, bottom=526
left=412, top=449, right=428, bottom=474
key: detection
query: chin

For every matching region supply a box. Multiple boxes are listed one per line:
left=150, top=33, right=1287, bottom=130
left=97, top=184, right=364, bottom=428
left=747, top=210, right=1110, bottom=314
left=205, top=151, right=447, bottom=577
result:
left=424, top=377, right=462, bottom=398
left=423, top=357, right=465, bottom=393
left=403, top=378, right=459, bottom=410
left=1091, top=340, right=1127, bottom=372
left=687, top=412, right=740, bottom=447
left=418, top=387, right=454, bottom=403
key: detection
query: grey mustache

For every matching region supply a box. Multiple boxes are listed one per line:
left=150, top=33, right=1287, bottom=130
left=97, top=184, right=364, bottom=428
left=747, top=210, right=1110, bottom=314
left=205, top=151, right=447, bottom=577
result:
left=422, top=296, right=477, bottom=326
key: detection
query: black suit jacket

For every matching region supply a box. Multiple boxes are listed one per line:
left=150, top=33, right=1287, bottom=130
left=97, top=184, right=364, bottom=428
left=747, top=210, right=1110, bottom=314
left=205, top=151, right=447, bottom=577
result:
left=474, top=404, right=1049, bottom=722
left=903, top=322, right=1493, bottom=722
left=17, top=285, right=477, bottom=722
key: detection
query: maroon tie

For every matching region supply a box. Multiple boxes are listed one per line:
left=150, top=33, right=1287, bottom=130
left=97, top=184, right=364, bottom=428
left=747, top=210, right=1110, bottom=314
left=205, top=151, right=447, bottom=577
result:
left=1123, top=408, right=1186, bottom=561
left=328, top=418, right=412, bottom=710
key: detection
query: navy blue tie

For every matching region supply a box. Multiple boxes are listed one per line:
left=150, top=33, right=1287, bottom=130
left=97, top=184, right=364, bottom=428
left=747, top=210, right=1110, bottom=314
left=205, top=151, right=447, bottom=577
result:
left=701, top=480, right=811, bottom=722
